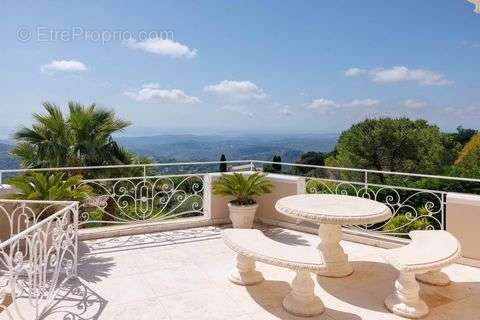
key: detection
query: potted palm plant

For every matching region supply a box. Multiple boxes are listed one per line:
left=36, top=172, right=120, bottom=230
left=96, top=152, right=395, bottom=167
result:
left=212, top=172, right=273, bottom=228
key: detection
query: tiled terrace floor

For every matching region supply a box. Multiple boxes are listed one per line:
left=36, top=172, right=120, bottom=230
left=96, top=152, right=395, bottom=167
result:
left=36, top=225, right=480, bottom=319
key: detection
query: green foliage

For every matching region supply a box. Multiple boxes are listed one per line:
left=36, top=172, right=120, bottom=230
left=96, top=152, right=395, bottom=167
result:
left=305, top=179, right=339, bottom=194
left=289, top=151, right=328, bottom=177
left=326, top=118, right=454, bottom=181
left=382, top=213, right=429, bottom=235
left=8, top=172, right=92, bottom=201
left=82, top=209, right=104, bottom=228
left=272, top=155, right=282, bottom=173
left=212, top=172, right=274, bottom=205
left=11, top=102, right=132, bottom=169
left=264, top=155, right=282, bottom=173
left=455, top=132, right=480, bottom=169
left=450, top=126, right=478, bottom=147
left=219, top=154, right=227, bottom=172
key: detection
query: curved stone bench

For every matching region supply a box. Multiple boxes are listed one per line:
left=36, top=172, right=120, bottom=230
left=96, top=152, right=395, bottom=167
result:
left=384, top=230, right=462, bottom=319
left=223, top=228, right=325, bottom=317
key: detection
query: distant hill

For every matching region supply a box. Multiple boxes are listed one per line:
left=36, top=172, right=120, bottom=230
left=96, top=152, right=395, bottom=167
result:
left=0, top=134, right=338, bottom=170
left=117, top=133, right=337, bottom=163
left=0, top=143, right=18, bottom=169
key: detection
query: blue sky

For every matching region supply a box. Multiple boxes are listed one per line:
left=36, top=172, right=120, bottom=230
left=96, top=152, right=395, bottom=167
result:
left=0, top=0, right=479, bottom=137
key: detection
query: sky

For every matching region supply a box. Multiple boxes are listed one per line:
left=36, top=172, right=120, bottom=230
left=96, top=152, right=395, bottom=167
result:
left=0, top=0, right=479, bottom=137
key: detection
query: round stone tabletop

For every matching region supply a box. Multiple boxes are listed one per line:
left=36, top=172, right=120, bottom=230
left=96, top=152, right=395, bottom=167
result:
left=275, top=194, right=392, bottom=225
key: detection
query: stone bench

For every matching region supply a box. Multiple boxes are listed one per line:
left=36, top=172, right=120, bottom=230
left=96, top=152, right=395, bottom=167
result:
left=222, top=228, right=325, bottom=317
left=384, top=230, right=462, bottom=319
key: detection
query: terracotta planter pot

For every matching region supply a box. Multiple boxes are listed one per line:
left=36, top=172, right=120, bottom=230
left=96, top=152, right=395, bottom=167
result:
left=228, top=202, right=258, bottom=229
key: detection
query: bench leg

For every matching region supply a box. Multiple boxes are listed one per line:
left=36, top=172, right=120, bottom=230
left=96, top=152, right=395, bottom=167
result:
left=228, top=254, right=264, bottom=286
left=283, top=271, right=325, bottom=317
left=385, top=271, right=429, bottom=319
left=416, top=269, right=451, bottom=286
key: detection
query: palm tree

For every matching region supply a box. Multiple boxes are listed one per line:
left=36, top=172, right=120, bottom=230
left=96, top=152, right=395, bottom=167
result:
left=11, top=102, right=132, bottom=169
left=8, top=172, right=92, bottom=202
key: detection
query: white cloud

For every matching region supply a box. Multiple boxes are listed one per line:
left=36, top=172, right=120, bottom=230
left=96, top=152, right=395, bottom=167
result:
left=124, top=84, right=200, bottom=104
left=221, top=105, right=254, bottom=117
left=40, top=60, right=87, bottom=73
left=461, top=40, right=480, bottom=48
left=403, top=99, right=428, bottom=109
left=443, top=105, right=480, bottom=118
left=308, top=98, right=380, bottom=114
left=204, top=80, right=267, bottom=100
left=345, top=68, right=366, bottom=76
left=346, top=66, right=453, bottom=86
left=307, top=98, right=338, bottom=110
left=279, top=106, right=292, bottom=116
left=126, top=38, right=197, bottom=59
left=343, top=99, right=380, bottom=107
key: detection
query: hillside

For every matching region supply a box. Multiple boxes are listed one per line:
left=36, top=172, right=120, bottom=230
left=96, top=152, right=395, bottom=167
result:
left=117, top=134, right=337, bottom=163
left=0, top=134, right=338, bottom=169
left=0, top=143, right=18, bottom=169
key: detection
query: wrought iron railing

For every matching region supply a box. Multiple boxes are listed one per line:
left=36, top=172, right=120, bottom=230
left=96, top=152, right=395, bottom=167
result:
left=79, top=174, right=205, bottom=227
left=1, top=160, right=480, bottom=238
left=305, top=179, right=445, bottom=236
left=255, top=160, right=480, bottom=237
left=0, top=200, right=78, bottom=319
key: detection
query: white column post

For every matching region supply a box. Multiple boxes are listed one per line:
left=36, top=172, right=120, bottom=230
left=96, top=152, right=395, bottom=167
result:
left=202, top=174, right=212, bottom=221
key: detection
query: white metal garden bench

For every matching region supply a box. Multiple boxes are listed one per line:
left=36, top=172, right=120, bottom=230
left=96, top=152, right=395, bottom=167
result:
left=384, top=230, right=462, bottom=319
left=222, top=228, right=326, bottom=317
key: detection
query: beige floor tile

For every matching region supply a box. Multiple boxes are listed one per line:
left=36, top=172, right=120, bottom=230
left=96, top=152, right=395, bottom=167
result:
left=248, top=306, right=335, bottom=320
left=101, top=297, right=171, bottom=320
left=146, top=264, right=214, bottom=297
left=158, top=288, right=246, bottom=320
left=88, top=273, right=157, bottom=305
left=428, top=294, right=480, bottom=320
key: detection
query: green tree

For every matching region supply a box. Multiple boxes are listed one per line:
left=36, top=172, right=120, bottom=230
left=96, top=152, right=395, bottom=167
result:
left=11, top=102, right=132, bottom=169
left=263, top=155, right=281, bottom=173
left=219, top=154, right=227, bottom=172
left=325, top=118, right=453, bottom=181
left=289, top=151, right=327, bottom=176
left=272, top=155, right=282, bottom=173
left=451, top=126, right=478, bottom=147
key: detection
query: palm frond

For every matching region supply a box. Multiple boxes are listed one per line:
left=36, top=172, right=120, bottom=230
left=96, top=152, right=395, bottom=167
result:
left=212, top=172, right=273, bottom=205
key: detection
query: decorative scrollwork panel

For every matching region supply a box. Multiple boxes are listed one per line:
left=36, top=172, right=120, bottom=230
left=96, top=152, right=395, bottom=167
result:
left=79, top=175, right=205, bottom=227
left=306, top=179, right=445, bottom=237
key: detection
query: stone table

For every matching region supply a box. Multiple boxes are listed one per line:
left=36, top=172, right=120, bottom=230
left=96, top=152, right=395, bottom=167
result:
left=275, top=194, right=392, bottom=277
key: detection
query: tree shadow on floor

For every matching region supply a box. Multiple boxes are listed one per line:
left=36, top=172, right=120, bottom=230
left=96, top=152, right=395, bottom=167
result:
left=77, top=241, right=116, bottom=284
left=246, top=279, right=361, bottom=319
